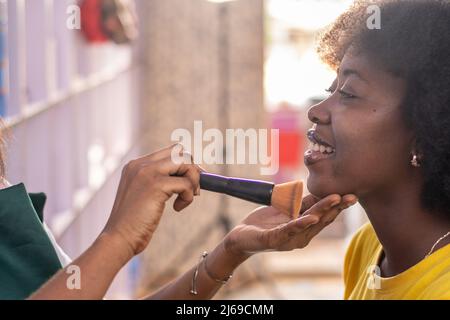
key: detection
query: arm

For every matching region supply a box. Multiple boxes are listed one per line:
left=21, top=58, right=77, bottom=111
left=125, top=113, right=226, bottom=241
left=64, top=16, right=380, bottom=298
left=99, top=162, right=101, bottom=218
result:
left=30, top=143, right=357, bottom=300
left=30, top=232, right=133, bottom=300
left=146, top=194, right=358, bottom=300
left=30, top=144, right=201, bottom=300
left=147, top=241, right=248, bottom=300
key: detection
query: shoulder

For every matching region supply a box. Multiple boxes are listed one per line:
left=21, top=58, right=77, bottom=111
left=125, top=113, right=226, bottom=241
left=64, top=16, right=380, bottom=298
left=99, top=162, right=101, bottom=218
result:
left=418, top=246, right=450, bottom=300
left=345, top=223, right=380, bottom=267
left=419, top=272, right=450, bottom=300
left=348, top=223, right=379, bottom=251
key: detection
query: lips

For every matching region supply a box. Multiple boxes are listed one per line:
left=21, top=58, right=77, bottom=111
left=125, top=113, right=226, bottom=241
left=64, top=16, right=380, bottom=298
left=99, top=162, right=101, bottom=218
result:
left=307, top=129, right=335, bottom=151
left=304, top=128, right=336, bottom=166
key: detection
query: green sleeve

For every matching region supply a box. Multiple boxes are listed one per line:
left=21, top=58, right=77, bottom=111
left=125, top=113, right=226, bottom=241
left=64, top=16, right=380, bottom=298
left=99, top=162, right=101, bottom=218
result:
left=0, top=184, right=62, bottom=300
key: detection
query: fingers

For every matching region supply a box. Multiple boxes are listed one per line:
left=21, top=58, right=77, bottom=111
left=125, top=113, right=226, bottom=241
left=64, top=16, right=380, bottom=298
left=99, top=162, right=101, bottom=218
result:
left=264, top=215, right=320, bottom=251
left=119, top=144, right=202, bottom=213
left=270, top=194, right=357, bottom=250
left=157, top=176, right=196, bottom=212
left=303, top=193, right=358, bottom=218
left=130, top=144, right=193, bottom=167
left=300, top=194, right=321, bottom=215
left=137, top=145, right=202, bottom=195
left=304, top=194, right=341, bottom=219
left=154, top=156, right=201, bottom=195
left=279, top=214, right=320, bottom=237
left=300, top=193, right=358, bottom=216
left=303, top=195, right=358, bottom=238
left=339, top=194, right=358, bottom=210
left=138, top=143, right=183, bottom=163
left=152, top=155, right=201, bottom=211
left=165, top=144, right=206, bottom=174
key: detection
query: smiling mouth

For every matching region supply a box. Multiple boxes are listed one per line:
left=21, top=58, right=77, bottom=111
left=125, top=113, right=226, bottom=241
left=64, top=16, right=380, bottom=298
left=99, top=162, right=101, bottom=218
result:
left=304, top=129, right=336, bottom=166
left=306, top=129, right=336, bottom=155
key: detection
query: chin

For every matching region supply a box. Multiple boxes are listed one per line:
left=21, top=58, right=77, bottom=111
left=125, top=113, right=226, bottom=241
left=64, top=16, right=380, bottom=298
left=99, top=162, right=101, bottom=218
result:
left=306, top=172, right=347, bottom=198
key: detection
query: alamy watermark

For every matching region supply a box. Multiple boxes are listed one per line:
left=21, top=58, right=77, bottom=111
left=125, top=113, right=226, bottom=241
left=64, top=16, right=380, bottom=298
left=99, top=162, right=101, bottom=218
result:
left=171, top=121, right=280, bottom=176
left=65, top=3, right=382, bottom=30
left=66, top=265, right=81, bottom=290
left=66, top=5, right=81, bottom=30
left=367, top=4, right=381, bottom=30
left=366, top=265, right=382, bottom=290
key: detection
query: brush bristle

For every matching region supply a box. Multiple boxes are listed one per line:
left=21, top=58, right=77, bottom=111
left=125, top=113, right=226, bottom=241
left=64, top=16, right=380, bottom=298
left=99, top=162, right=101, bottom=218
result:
left=271, top=181, right=304, bottom=218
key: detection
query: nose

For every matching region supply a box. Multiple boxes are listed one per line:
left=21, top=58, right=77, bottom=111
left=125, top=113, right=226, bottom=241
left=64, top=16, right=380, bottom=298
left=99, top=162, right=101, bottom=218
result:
left=308, top=100, right=331, bottom=125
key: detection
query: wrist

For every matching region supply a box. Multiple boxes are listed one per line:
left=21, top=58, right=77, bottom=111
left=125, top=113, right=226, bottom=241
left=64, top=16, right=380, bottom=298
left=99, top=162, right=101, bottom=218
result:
left=208, top=239, right=251, bottom=275
left=223, top=234, right=254, bottom=263
left=96, top=231, right=135, bottom=267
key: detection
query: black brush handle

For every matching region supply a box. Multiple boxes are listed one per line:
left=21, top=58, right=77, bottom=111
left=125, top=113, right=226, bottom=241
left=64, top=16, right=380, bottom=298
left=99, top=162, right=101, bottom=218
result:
left=200, top=173, right=274, bottom=206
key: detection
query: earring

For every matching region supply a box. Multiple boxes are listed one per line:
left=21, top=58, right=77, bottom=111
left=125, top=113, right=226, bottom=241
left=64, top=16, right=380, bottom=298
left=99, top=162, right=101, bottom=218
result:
left=411, top=154, right=421, bottom=168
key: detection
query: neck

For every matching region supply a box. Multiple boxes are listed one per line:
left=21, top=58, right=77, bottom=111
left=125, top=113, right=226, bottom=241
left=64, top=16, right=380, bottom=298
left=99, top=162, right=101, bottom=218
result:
left=358, top=175, right=450, bottom=277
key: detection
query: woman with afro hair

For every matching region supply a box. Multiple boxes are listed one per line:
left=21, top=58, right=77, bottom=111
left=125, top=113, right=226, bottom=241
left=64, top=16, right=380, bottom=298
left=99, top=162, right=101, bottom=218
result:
left=306, top=0, right=450, bottom=299
left=0, top=0, right=449, bottom=300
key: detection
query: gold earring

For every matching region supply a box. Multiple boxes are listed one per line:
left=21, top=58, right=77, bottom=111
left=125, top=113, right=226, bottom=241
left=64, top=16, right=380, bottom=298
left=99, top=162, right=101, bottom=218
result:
left=411, top=154, right=421, bottom=168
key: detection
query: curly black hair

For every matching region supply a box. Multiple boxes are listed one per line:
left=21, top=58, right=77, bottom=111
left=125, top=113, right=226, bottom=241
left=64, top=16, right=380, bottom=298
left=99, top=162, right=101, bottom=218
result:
left=317, top=0, right=450, bottom=216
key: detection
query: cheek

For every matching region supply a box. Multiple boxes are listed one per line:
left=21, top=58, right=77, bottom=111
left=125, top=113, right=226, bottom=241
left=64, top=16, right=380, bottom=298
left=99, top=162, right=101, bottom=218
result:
left=306, top=123, right=363, bottom=197
left=307, top=113, right=411, bottom=197
left=312, top=126, right=370, bottom=195
left=332, top=133, right=384, bottom=194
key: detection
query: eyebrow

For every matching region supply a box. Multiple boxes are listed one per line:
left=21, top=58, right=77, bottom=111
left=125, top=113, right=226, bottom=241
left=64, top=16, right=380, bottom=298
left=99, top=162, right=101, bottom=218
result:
left=337, top=68, right=369, bottom=83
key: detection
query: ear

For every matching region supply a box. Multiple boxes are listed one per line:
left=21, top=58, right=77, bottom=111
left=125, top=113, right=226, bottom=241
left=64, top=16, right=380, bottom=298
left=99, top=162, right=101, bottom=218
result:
left=409, top=137, right=423, bottom=156
left=409, top=137, right=425, bottom=168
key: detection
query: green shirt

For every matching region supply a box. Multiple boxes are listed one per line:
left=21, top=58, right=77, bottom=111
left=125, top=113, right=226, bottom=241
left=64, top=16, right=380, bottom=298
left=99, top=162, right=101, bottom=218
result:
left=0, top=183, right=62, bottom=300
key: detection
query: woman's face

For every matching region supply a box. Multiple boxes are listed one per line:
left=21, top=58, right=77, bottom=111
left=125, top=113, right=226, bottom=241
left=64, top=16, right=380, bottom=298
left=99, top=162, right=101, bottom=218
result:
left=305, top=52, right=413, bottom=199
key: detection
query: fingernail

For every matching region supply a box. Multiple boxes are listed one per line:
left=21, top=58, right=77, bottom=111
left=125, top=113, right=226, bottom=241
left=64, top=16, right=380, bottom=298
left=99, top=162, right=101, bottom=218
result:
left=330, top=200, right=341, bottom=208
left=350, top=197, right=359, bottom=204
left=306, top=219, right=319, bottom=227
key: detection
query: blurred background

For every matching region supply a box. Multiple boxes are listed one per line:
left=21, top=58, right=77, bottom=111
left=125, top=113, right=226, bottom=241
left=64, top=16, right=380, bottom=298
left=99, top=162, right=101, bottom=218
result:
left=0, top=0, right=368, bottom=299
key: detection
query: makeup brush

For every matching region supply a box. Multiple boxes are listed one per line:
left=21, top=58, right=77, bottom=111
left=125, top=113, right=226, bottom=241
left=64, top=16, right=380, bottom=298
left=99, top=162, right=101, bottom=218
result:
left=200, top=172, right=304, bottom=219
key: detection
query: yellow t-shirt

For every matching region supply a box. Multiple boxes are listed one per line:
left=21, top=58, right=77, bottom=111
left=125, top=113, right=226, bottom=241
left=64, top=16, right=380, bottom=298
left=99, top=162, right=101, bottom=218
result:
left=343, top=223, right=450, bottom=300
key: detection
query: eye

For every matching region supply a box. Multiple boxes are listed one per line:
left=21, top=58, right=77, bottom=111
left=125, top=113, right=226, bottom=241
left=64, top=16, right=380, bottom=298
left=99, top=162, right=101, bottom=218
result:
left=325, top=87, right=336, bottom=95
left=338, top=89, right=357, bottom=99
left=325, top=79, right=338, bottom=95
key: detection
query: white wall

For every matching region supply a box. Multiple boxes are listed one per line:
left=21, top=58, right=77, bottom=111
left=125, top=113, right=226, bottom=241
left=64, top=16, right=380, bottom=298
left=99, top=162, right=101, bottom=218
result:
left=5, top=0, right=145, bottom=298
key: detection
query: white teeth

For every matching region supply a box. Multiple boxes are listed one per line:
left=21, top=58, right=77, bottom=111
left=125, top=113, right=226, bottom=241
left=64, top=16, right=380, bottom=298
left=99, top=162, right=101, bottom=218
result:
left=311, top=143, right=334, bottom=154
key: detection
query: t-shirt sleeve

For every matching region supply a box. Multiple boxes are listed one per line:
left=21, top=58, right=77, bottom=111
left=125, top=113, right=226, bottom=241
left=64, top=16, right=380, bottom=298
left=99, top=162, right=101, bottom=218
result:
left=419, top=273, right=450, bottom=300
left=343, top=223, right=372, bottom=299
